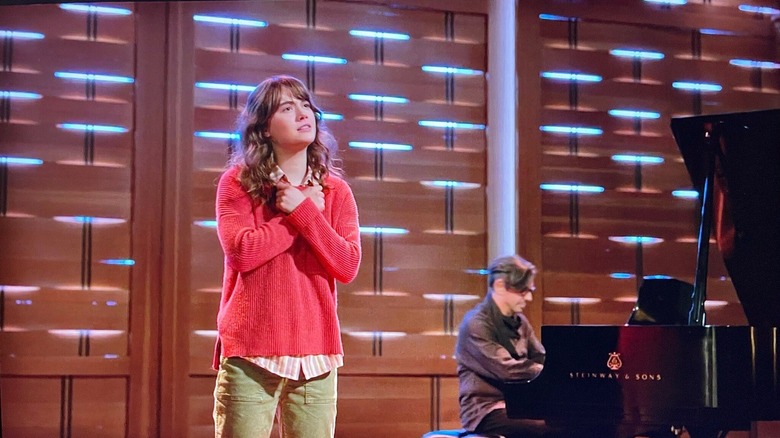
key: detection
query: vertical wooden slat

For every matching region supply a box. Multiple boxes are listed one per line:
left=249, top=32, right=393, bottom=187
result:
left=517, top=3, right=545, bottom=328
left=128, top=3, right=166, bottom=437
left=160, top=2, right=196, bottom=437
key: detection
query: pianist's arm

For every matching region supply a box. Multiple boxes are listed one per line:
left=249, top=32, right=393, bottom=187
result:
left=457, top=312, right=545, bottom=383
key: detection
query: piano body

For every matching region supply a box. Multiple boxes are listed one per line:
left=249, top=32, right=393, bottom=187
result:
left=504, top=109, right=780, bottom=438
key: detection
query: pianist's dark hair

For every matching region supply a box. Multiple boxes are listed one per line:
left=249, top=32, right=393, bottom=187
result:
left=488, top=255, right=537, bottom=291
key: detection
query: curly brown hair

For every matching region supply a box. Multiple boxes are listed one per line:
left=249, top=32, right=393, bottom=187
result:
left=230, top=75, right=342, bottom=202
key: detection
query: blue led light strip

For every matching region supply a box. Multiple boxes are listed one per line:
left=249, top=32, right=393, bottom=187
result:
left=730, top=59, right=780, bottom=70
left=608, top=109, right=661, bottom=119
left=540, top=125, right=603, bottom=135
left=100, top=259, right=136, bottom=266
left=541, top=72, right=602, bottom=82
left=700, top=29, right=735, bottom=36
left=672, top=81, right=722, bottom=92
left=59, top=4, right=132, bottom=15
left=612, top=154, right=664, bottom=164
left=0, top=91, right=42, bottom=99
left=193, top=14, right=267, bottom=27
left=348, top=94, right=408, bottom=104
left=195, top=131, right=240, bottom=140
left=539, top=14, right=571, bottom=21
left=349, top=30, right=410, bottom=40
left=349, top=141, right=412, bottom=151
left=738, top=5, right=780, bottom=15
left=53, top=216, right=125, bottom=225
left=672, top=189, right=698, bottom=198
left=421, top=65, right=483, bottom=76
left=55, top=72, right=134, bottom=83
left=610, top=49, right=664, bottom=60
left=540, top=184, right=605, bottom=193
left=0, top=30, right=44, bottom=39
left=421, top=180, right=481, bottom=189
left=195, top=82, right=256, bottom=92
left=359, top=227, right=409, bottom=234
left=0, top=156, right=43, bottom=165
left=418, top=120, right=485, bottom=130
left=58, top=123, right=128, bottom=133
left=608, top=236, right=664, bottom=244
left=282, top=54, right=347, bottom=64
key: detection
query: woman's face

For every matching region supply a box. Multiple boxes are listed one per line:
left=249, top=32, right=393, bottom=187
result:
left=263, top=87, right=316, bottom=156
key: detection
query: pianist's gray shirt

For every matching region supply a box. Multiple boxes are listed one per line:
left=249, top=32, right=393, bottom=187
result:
left=455, top=293, right=546, bottom=432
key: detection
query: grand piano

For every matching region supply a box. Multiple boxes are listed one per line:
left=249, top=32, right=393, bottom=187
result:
left=504, top=109, right=780, bottom=438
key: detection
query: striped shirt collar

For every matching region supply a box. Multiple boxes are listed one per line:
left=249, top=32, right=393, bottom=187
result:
left=269, top=165, right=314, bottom=187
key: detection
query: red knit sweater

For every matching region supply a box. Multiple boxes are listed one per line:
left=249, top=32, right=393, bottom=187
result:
left=212, top=166, right=361, bottom=369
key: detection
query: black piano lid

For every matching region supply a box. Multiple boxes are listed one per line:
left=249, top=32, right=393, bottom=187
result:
left=670, top=108, right=780, bottom=327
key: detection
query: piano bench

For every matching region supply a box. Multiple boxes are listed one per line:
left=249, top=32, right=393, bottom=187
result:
left=422, top=430, right=504, bottom=438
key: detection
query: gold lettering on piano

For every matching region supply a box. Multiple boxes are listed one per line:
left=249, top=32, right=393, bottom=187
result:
left=607, top=352, right=622, bottom=370
left=568, top=372, right=663, bottom=381
left=566, top=352, right=662, bottom=381
left=635, top=373, right=662, bottom=381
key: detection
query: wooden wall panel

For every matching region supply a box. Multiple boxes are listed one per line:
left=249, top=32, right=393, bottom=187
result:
left=1, top=377, right=67, bottom=438
left=5, top=0, right=776, bottom=436
left=70, top=378, right=128, bottom=437
left=1, top=376, right=127, bottom=437
left=336, top=376, right=435, bottom=438
left=521, top=0, right=780, bottom=328
left=6, top=165, right=131, bottom=218
left=188, top=376, right=218, bottom=438
left=1, top=2, right=144, bottom=437
left=175, top=1, right=487, bottom=436
left=520, top=2, right=780, bottom=435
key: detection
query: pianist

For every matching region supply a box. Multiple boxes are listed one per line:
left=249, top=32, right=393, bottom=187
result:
left=455, top=254, right=553, bottom=438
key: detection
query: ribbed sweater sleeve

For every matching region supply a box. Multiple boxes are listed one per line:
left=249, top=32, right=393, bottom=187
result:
left=215, top=167, right=297, bottom=273
left=285, top=177, right=362, bottom=283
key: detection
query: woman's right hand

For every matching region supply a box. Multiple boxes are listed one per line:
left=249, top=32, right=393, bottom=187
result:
left=275, top=181, right=306, bottom=213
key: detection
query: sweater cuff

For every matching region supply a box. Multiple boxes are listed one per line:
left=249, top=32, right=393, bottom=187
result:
left=286, top=197, right=319, bottom=230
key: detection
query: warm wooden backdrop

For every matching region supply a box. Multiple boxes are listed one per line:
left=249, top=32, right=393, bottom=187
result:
left=523, top=0, right=780, bottom=330
left=1, top=0, right=778, bottom=437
